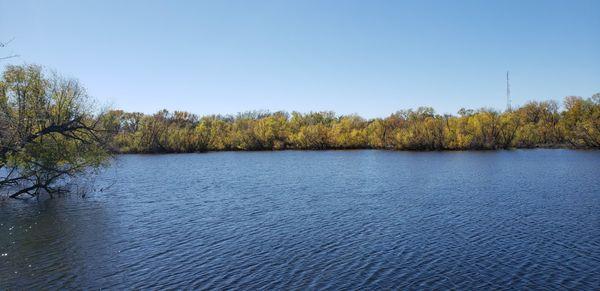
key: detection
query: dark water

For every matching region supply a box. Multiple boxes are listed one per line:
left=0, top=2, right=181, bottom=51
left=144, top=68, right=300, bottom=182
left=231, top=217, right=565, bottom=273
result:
left=1, top=150, right=600, bottom=289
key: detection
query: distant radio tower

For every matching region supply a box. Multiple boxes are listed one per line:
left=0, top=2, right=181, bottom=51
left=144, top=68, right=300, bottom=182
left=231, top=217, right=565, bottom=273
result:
left=506, top=71, right=512, bottom=111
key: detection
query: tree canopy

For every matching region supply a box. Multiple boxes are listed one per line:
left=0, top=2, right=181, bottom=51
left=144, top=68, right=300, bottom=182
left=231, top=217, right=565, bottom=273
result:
left=1, top=65, right=111, bottom=199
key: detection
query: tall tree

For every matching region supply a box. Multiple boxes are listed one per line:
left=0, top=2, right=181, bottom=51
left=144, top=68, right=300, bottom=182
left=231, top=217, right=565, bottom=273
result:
left=0, top=65, right=111, bottom=198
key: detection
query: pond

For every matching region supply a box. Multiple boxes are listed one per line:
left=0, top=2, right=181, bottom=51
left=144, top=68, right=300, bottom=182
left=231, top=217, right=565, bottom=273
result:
left=1, top=150, right=599, bottom=289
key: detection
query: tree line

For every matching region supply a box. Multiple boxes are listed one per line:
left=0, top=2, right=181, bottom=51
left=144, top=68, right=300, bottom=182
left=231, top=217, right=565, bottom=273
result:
left=102, top=95, right=600, bottom=153
left=1, top=64, right=598, bottom=198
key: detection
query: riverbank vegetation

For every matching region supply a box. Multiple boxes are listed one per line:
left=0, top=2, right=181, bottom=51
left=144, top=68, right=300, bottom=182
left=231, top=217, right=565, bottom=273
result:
left=1, top=65, right=111, bottom=199
left=103, top=95, right=599, bottom=153
left=1, top=64, right=598, bottom=198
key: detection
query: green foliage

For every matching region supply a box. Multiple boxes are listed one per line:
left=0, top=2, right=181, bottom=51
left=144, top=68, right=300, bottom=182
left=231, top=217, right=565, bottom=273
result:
left=561, top=96, right=600, bottom=147
left=3, top=64, right=596, bottom=199
left=1, top=65, right=111, bottom=198
left=105, top=94, right=600, bottom=153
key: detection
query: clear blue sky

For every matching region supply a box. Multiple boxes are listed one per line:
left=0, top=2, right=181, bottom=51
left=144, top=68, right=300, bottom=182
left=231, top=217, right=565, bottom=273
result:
left=1, top=0, right=599, bottom=117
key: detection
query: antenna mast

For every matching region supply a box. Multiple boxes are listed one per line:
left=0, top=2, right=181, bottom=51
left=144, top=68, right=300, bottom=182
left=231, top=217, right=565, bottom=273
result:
left=506, top=71, right=511, bottom=111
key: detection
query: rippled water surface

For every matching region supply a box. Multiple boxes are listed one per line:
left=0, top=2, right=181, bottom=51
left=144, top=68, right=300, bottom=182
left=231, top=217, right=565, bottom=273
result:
left=1, top=150, right=600, bottom=289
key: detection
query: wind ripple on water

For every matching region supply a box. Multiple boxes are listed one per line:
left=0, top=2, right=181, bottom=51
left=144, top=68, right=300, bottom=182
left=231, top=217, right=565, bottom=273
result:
left=1, top=150, right=600, bottom=289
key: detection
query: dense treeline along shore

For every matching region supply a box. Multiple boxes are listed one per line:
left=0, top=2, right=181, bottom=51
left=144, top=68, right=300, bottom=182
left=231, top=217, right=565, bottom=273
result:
left=1, top=64, right=599, bottom=198
left=103, top=96, right=600, bottom=153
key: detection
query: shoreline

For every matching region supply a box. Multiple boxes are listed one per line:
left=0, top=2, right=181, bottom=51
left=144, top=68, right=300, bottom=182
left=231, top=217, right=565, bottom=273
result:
left=113, top=144, right=598, bottom=155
